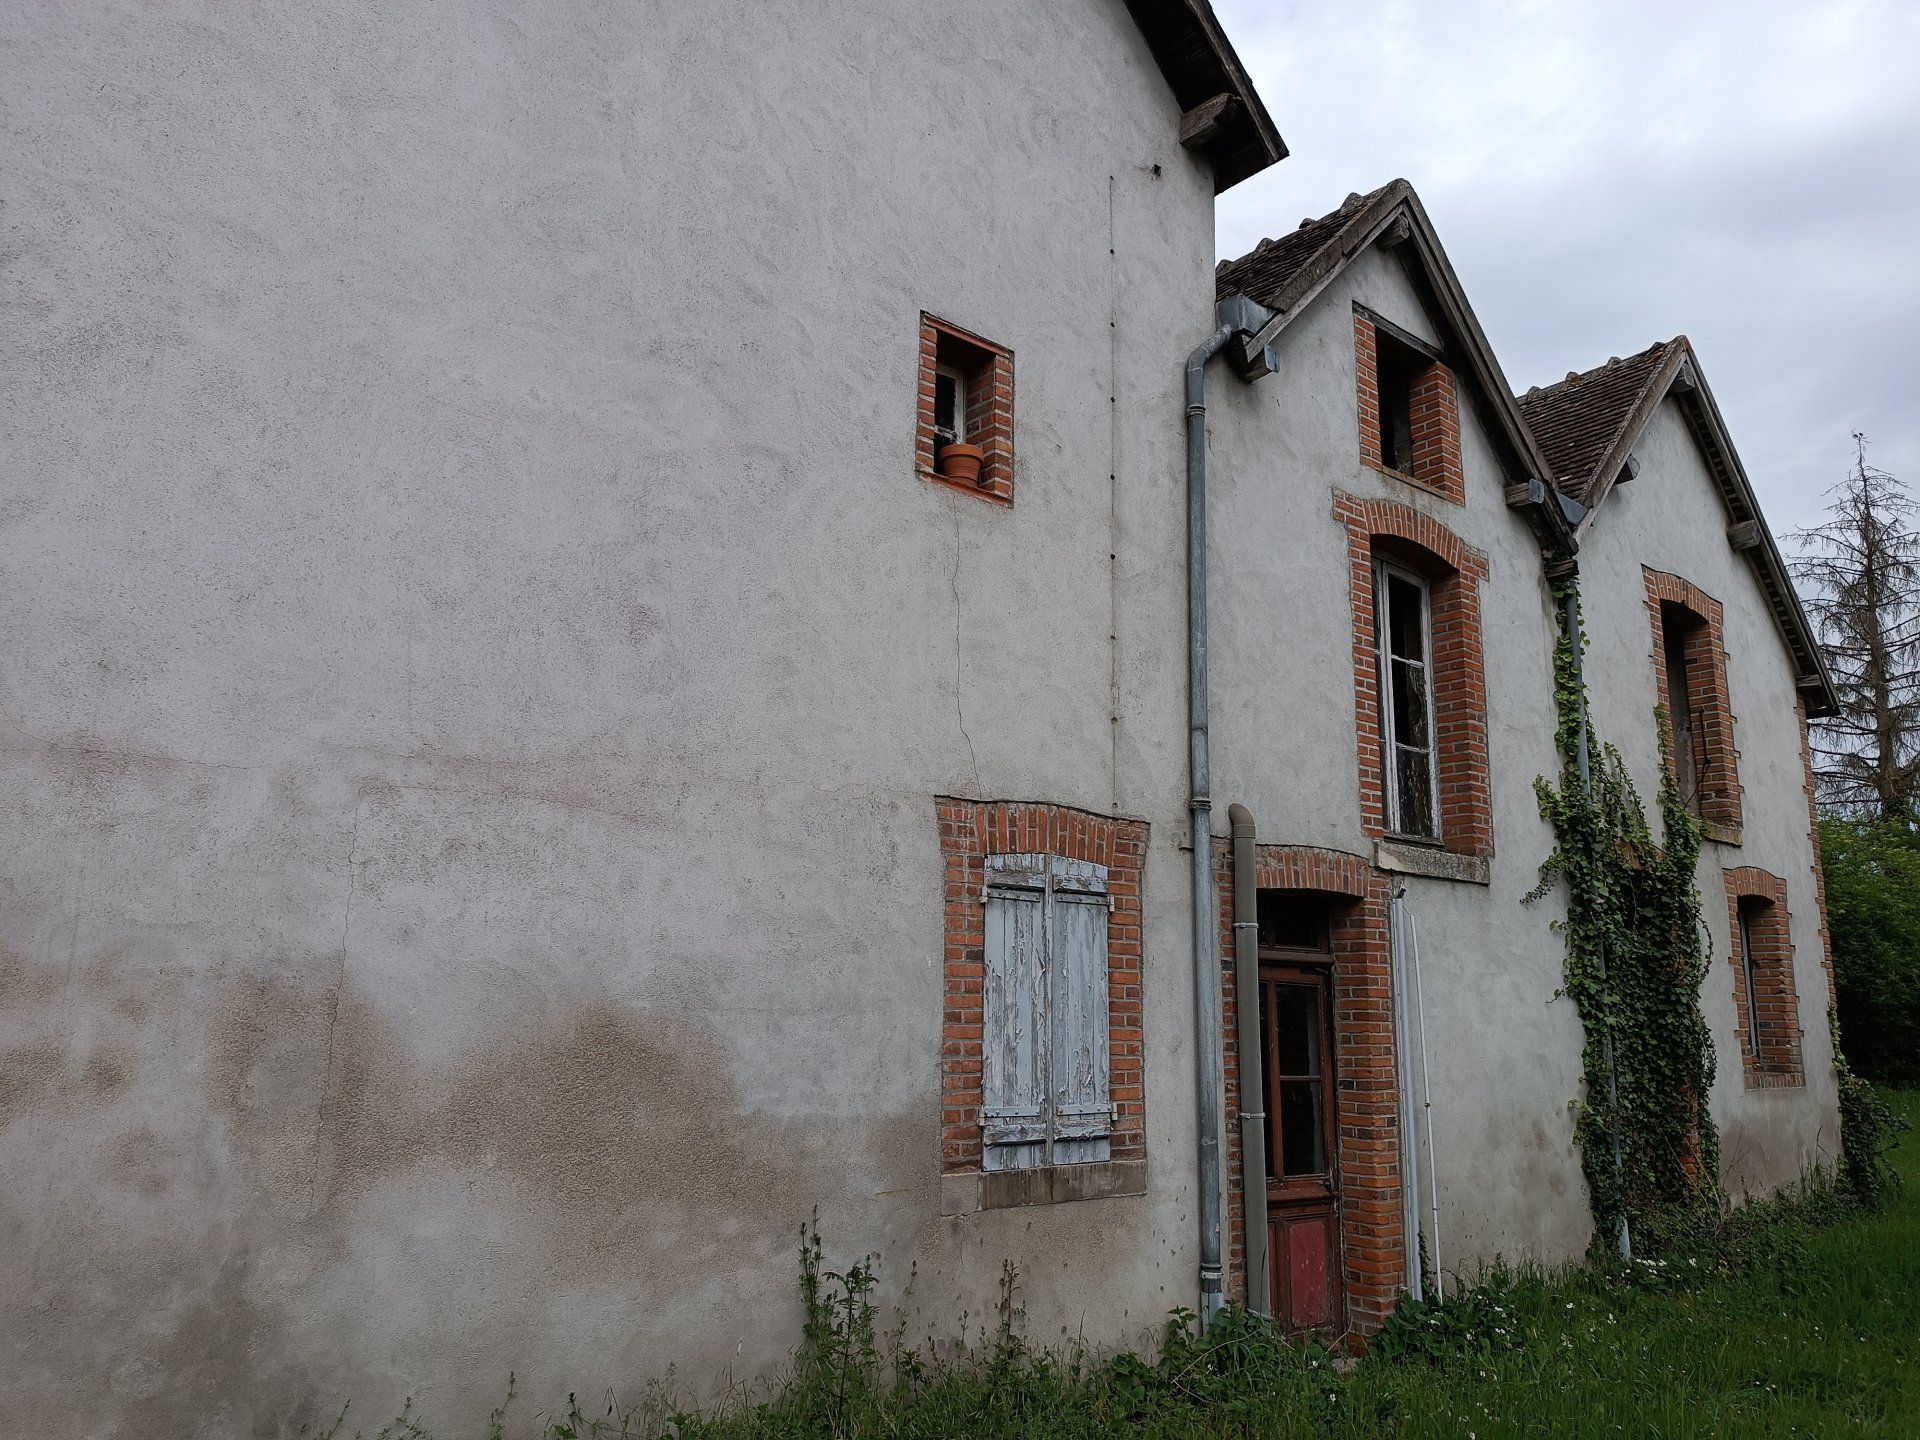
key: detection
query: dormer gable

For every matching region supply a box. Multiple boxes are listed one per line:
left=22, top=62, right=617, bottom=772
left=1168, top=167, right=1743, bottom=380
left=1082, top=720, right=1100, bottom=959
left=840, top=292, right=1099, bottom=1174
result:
left=1518, top=339, right=1837, bottom=716
left=1215, top=180, right=1573, bottom=557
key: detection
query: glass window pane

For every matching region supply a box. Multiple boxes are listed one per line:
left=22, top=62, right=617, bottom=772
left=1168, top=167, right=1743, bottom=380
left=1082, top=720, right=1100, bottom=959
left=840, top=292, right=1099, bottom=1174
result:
left=1279, top=1079, right=1325, bottom=1176
left=1391, top=658, right=1430, bottom=747
left=1396, top=748, right=1435, bottom=837
left=934, top=371, right=959, bottom=439
left=1274, top=983, right=1319, bottom=1076
left=1258, top=892, right=1329, bottom=950
left=1386, top=574, right=1426, bottom=661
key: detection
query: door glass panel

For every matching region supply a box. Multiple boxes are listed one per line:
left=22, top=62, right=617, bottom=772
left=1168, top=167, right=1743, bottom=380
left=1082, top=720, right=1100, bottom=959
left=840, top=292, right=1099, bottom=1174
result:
left=1278, top=1080, right=1325, bottom=1176
left=1274, top=983, right=1319, bottom=1076
left=1257, top=892, right=1329, bottom=950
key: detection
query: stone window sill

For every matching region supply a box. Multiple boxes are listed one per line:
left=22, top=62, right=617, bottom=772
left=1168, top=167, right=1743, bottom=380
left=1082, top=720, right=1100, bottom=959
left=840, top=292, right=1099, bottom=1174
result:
left=1700, top=820, right=1743, bottom=846
left=1366, top=461, right=1454, bottom=502
left=1373, top=838, right=1490, bottom=886
left=940, top=1159, right=1147, bottom=1216
left=1743, top=1069, right=1804, bottom=1091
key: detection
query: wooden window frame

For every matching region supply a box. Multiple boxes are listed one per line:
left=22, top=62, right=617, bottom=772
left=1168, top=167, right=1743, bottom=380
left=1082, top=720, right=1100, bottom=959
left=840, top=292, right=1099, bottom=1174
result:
left=1354, top=307, right=1464, bottom=504
left=1374, top=559, right=1442, bottom=842
left=917, top=314, right=1013, bottom=504
left=979, top=852, right=1112, bottom=1172
left=1724, top=867, right=1803, bottom=1087
left=936, top=800, right=1147, bottom=1211
left=1336, top=492, right=1494, bottom=870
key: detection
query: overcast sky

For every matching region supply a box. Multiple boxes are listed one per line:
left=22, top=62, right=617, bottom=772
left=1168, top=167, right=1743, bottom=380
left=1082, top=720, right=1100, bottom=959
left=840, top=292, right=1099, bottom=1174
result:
left=1213, top=0, right=1920, bottom=536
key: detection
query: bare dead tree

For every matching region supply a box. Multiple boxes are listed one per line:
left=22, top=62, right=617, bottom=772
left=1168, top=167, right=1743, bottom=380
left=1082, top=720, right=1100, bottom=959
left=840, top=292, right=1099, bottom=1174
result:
left=1791, top=434, right=1920, bottom=820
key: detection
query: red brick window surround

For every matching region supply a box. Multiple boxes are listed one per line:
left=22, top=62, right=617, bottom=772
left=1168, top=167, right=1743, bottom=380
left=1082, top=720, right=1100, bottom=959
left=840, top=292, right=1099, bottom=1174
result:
left=1336, top=494, right=1492, bottom=862
left=917, top=314, right=1013, bottom=504
left=935, top=800, right=1145, bottom=1198
left=1644, top=569, right=1742, bottom=843
left=1213, top=844, right=1404, bottom=1338
left=1724, top=867, right=1803, bottom=1088
left=1355, top=307, right=1464, bottom=504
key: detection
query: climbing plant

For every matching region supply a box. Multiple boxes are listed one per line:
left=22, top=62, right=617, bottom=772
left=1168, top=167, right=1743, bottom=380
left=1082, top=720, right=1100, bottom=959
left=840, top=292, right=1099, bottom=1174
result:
left=1531, top=582, right=1719, bottom=1255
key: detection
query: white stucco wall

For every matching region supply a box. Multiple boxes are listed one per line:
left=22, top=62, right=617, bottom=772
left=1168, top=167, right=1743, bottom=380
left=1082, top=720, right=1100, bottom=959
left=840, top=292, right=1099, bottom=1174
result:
left=1206, top=245, right=1592, bottom=1279
left=1575, top=397, right=1843, bottom=1197
left=1, top=3, right=1226, bottom=1434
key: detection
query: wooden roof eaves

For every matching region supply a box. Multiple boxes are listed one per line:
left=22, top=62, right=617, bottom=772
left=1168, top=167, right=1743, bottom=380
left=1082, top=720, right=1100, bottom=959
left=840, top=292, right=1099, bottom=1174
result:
left=1125, top=0, right=1287, bottom=192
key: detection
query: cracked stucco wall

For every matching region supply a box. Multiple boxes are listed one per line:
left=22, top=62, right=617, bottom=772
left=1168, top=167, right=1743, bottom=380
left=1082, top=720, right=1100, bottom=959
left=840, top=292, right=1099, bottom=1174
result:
left=0, top=2, right=1218, bottom=1434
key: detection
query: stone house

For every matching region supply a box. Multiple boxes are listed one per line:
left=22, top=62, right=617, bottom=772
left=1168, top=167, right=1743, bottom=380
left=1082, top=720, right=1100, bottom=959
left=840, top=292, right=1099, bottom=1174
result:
left=0, top=3, right=1838, bottom=1435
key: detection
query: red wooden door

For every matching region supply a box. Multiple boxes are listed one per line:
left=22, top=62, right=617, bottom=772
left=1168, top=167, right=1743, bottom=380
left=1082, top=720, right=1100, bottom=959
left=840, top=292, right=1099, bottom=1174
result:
left=1260, top=957, right=1342, bottom=1334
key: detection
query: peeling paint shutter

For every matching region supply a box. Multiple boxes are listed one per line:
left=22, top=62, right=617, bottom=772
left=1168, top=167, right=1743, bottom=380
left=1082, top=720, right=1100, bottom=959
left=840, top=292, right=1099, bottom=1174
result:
left=982, top=855, right=1049, bottom=1172
left=1050, top=857, right=1112, bottom=1165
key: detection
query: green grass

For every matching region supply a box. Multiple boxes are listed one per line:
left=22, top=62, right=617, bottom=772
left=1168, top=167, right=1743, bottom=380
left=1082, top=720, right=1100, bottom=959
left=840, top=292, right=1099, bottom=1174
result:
left=323, top=1091, right=1920, bottom=1439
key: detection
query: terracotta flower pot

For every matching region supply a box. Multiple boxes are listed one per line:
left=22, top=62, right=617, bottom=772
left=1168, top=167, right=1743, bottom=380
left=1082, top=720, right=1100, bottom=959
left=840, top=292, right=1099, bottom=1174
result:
left=937, top=443, right=985, bottom=486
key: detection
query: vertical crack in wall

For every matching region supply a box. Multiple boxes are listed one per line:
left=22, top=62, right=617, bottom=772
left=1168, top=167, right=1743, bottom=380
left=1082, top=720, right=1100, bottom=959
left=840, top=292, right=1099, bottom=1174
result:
left=307, top=793, right=364, bottom=1206
left=1107, top=173, right=1122, bottom=814
left=949, top=498, right=980, bottom=793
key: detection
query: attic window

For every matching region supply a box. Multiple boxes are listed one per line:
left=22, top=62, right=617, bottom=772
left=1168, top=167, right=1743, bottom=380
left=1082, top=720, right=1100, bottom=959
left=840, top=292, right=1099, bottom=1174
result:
left=1355, top=310, right=1464, bottom=503
left=1374, top=332, right=1422, bottom=474
left=917, top=315, right=1014, bottom=504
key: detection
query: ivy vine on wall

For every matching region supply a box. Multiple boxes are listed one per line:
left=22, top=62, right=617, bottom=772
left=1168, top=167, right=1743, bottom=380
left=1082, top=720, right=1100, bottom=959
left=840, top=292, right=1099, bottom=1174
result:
left=1531, top=582, right=1720, bottom=1255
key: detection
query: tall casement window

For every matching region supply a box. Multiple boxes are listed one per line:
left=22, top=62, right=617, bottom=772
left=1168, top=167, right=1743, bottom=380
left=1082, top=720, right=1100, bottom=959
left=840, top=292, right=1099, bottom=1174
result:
left=1646, top=569, right=1742, bottom=842
left=1660, top=601, right=1706, bottom=805
left=1724, top=867, right=1803, bottom=1086
left=981, top=853, right=1110, bottom=1171
left=1336, top=495, right=1494, bottom=875
left=1374, top=560, right=1440, bottom=839
left=1354, top=307, right=1464, bottom=503
left=916, top=313, right=1014, bottom=504
left=936, top=800, right=1147, bottom=1211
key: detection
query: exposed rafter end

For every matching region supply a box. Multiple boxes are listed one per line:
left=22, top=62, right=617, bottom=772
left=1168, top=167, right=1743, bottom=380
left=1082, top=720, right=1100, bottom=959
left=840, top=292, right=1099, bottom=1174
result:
left=1179, top=93, right=1237, bottom=150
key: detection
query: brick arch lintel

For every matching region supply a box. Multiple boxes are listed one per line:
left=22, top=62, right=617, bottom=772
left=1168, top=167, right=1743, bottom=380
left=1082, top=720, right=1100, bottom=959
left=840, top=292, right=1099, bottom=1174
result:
left=1251, top=843, right=1372, bottom=900
left=1333, top=493, right=1490, bottom=581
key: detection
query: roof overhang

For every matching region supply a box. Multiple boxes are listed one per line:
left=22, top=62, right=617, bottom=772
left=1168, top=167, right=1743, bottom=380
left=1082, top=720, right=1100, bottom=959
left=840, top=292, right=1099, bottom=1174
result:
left=1124, top=0, right=1286, bottom=191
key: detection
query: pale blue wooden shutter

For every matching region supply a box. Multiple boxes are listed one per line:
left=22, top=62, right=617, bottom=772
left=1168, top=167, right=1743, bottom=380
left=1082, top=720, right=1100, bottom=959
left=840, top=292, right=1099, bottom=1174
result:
left=982, top=855, right=1049, bottom=1171
left=1049, top=857, right=1111, bottom=1165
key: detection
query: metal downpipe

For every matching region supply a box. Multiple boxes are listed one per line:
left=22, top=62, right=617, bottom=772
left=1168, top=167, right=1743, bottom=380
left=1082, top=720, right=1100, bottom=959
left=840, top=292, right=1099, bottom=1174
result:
left=1228, top=802, right=1269, bottom=1319
left=1561, top=583, right=1633, bottom=1264
left=1186, top=320, right=1236, bottom=1324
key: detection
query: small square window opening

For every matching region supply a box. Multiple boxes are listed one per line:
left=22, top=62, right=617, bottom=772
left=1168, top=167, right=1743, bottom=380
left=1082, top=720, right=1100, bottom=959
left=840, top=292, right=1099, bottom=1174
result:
left=917, top=315, right=1013, bottom=501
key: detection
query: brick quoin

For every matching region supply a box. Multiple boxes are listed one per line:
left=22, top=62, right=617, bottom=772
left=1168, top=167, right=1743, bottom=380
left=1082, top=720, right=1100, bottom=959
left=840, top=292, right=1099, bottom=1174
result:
left=1213, top=842, right=1404, bottom=1340
left=1354, top=311, right=1465, bottom=505
left=1724, top=866, right=1805, bottom=1088
left=934, top=798, right=1147, bottom=1173
left=917, top=314, right=1014, bottom=505
left=1334, top=492, right=1493, bottom=860
left=1644, top=568, right=1743, bottom=840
